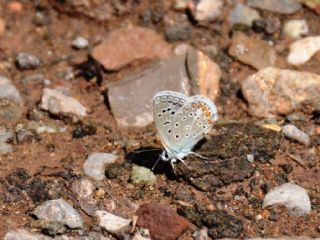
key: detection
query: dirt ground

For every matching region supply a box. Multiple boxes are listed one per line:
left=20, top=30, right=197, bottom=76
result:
left=0, top=0, right=319, bottom=239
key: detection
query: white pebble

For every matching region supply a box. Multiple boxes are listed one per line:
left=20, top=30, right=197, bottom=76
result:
left=282, top=124, right=310, bottom=145
left=95, top=210, right=131, bottom=233
left=282, top=19, right=308, bottom=39
left=287, top=36, right=320, bottom=65
left=83, top=153, right=118, bottom=181
left=72, top=36, right=89, bottom=50
left=263, top=183, right=311, bottom=216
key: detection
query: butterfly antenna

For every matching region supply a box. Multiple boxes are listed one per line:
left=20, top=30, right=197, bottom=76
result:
left=133, top=148, right=160, bottom=153
left=151, top=154, right=162, bottom=171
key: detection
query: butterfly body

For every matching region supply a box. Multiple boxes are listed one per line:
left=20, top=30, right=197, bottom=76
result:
left=153, top=91, right=218, bottom=167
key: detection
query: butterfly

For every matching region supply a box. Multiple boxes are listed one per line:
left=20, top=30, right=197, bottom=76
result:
left=153, top=91, right=218, bottom=169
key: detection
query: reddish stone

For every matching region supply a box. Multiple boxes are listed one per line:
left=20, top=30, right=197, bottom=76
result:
left=92, top=26, right=172, bottom=71
left=136, top=202, right=191, bottom=240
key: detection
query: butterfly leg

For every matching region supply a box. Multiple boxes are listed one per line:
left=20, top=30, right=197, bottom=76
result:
left=190, top=152, right=208, bottom=160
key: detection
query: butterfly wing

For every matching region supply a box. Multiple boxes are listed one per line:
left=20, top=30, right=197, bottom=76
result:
left=153, top=91, right=189, bottom=155
left=168, top=95, right=218, bottom=156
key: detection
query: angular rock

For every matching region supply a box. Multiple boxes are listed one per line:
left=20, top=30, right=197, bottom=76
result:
left=83, top=153, right=118, bottom=181
left=282, top=124, right=310, bottom=145
left=287, top=36, right=320, bottom=65
left=241, top=67, right=320, bottom=118
left=136, top=202, right=191, bottom=240
left=228, top=32, right=277, bottom=70
left=248, top=0, right=302, bottom=14
left=40, top=88, right=87, bottom=119
left=130, top=165, right=157, bottom=186
left=92, top=27, right=171, bottom=71
left=4, top=229, right=50, bottom=240
left=16, top=52, right=41, bottom=70
left=229, top=3, right=261, bottom=27
left=189, top=0, right=223, bottom=21
left=282, top=19, right=309, bottom=39
left=263, top=183, right=311, bottom=216
left=108, top=49, right=221, bottom=128
left=187, top=49, right=221, bottom=100
left=34, top=198, right=83, bottom=228
left=95, top=210, right=131, bottom=234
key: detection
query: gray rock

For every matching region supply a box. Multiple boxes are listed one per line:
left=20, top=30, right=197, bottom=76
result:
left=0, top=127, right=13, bottom=154
left=229, top=3, right=261, bottom=27
left=248, top=0, right=302, bottom=14
left=287, top=36, right=320, bottom=66
left=95, top=210, right=131, bottom=234
left=72, top=36, right=89, bottom=50
left=0, top=75, right=23, bottom=121
left=108, top=49, right=221, bottom=128
left=72, top=178, right=94, bottom=199
left=282, top=124, right=310, bottom=145
left=83, top=153, right=118, bottom=181
left=130, top=165, right=157, bottom=186
left=228, top=31, right=277, bottom=70
left=165, top=16, right=192, bottom=42
left=241, top=67, right=320, bottom=118
left=263, top=183, right=311, bottom=216
left=42, top=222, right=67, bottom=236
left=0, top=75, right=22, bottom=103
left=4, top=229, right=50, bottom=240
left=21, top=74, right=45, bottom=85
left=40, top=88, right=87, bottom=119
left=16, top=52, right=41, bottom=69
left=34, top=198, right=83, bottom=228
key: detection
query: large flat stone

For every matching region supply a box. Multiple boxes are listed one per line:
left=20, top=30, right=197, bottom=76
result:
left=92, top=26, right=172, bottom=71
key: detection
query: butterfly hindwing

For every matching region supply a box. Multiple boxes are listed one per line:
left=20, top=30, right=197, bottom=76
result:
left=169, top=95, right=218, bottom=153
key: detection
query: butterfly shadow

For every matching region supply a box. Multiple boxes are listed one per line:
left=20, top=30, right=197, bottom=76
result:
left=125, top=147, right=177, bottom=179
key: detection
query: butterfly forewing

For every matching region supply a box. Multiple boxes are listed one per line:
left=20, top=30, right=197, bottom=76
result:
left=153, top=91, right=188, bottom=152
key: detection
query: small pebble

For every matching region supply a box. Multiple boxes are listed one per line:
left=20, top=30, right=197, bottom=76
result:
left=16, top=52, right=41, bottom=70
left=0, top=127, right=13, bottom=154
left=83, top=153, right=118, bottom=181
left=95, top=210, right=131, bottom=234
left=246, top=154, right=254, bottom=163
left=229, top=3, right=261, bottom=27
left=282, top=124, right=310, bottom=145
left=263, top=183, right=311, bottom=216
left=189, top=0, right=223, bottom=21
left=287, top=36, right=320, bottom=65
left=282, top=19, right=309, bottom=39
left=130, top=165, right=157, bottom=186
left=72, top=36, right=89, bottom=50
